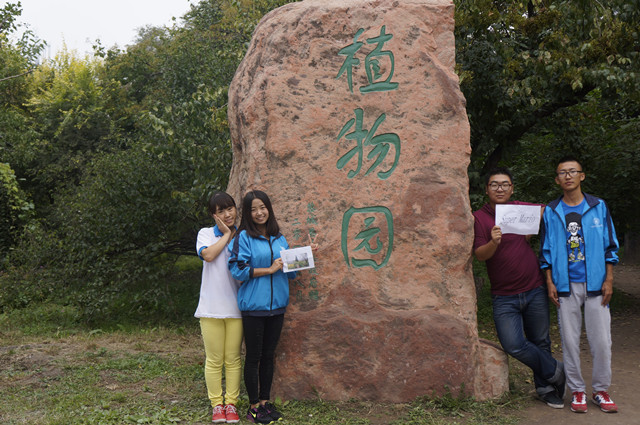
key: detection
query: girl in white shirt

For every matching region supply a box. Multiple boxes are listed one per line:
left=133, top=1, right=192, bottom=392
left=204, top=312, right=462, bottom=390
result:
left=195, top=191, right=242, bottom=423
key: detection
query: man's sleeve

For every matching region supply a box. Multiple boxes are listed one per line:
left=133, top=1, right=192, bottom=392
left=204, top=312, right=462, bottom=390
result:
left=602, top=201, right=620, bottom=264
left=539, top=210, right=552, bottom=270
left=472, top=214, right=489, bottom=251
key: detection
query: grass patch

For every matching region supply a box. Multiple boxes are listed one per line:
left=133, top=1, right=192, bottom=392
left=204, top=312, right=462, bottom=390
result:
left=0, top=313, right=528, bottom=425
left=0, top=303, right=83, bottom=341
left=0, top=326, right=209, bottom=425
left=0, top=262, right=555, bottom=425
left=399, top=391, right=522, bottom=425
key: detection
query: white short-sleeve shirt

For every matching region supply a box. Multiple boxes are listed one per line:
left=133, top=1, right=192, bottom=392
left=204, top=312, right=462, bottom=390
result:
left=194, top=226, right=242, bottom=319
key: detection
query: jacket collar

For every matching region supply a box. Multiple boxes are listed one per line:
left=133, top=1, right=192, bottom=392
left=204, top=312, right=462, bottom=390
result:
left=213, top=224, right=236, bottom=237
left=548, top=192, right=599, bottom=211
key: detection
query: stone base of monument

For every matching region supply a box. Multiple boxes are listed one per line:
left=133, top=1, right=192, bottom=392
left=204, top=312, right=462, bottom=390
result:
left=475, top=339, right=510, bottom=400
left=227, top=0, right=509, bottom=401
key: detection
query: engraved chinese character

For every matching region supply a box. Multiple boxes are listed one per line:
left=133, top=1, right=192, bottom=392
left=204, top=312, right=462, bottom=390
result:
left=341, top=206, right=394, bottom=270
left=337, top=26, right=399, bottom=93
left=336, top=108, right=401, bottom=180
left=336, top=28, right=364, bottom=93
left=361, top=26, right=399, bottom=93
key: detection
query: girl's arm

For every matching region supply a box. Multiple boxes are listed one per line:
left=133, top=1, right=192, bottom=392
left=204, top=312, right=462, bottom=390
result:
left=200, top=233, right=232, bottom=262
left=229, top=232, right=254, bottom=282
left=200, top=215, right=234, bottom=262
left=252, top=258, right=283, bottom=277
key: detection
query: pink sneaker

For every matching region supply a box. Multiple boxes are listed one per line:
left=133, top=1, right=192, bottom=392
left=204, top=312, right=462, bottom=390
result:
left=592, top=391, right=618, bottom=413
left=570, top=391, right=588, bottom=413
left=225, top=403, right=240, bottom=423
left=212, top=404, right=226, bottom=423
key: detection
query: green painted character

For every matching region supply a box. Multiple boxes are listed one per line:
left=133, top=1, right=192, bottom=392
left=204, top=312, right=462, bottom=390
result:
left=336, top=28, right=365, bottom=93
left=341, top=206, right=394, bottom=270
left=336, top=26, right=399, bottom=94
left=361, top=25, right=399, bottom=93
left=336, top=108, right=401, bottom=180
left=306, top=202, right=318, bottom=225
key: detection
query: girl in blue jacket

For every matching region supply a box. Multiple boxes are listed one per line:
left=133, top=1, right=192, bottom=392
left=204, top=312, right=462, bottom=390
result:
left=229, top=190, right=318, bottom=424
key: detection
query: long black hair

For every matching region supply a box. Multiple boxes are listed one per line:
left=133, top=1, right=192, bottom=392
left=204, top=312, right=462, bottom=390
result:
left=239, top=190, right=280, bottom=238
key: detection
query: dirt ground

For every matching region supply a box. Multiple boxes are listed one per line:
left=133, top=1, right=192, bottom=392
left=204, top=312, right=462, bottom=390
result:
left=515, top=263, right=640, bottom=425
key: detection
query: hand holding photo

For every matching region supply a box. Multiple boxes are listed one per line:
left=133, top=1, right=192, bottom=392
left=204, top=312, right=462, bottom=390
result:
left=495, top=204, right=541, bottom=235
left=281, top=246, right=315, bottom=272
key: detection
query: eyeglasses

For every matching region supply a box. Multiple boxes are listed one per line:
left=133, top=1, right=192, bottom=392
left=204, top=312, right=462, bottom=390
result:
left=488, top=182, right=512, bottom=191
left=556, top=169, right=583, bottom=178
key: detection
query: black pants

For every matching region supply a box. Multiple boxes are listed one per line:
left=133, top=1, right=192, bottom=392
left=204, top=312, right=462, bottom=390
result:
left=242, top=314, right=284, bottom=404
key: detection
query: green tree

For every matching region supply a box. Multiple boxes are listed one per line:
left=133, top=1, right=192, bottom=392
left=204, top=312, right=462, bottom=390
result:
left=1, top=1, right=43, bottom=176
left=456, top=0, right=640, bottom=180
left=510, top=90, right=640, bottom=241
left=0, top=2, right=44, bottom=99
left=0, top=1, right=41, bottom=264
left=0, top=162, right=33, bottom=263
left=457, top=0, right=640, bottom=249
left=0, top=0, right=298, bottom=320
left=21, top=51, right=130, bottom=208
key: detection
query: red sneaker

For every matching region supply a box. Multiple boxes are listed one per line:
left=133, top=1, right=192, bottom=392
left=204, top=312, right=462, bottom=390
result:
left=592, top=391, right=618, bottom=413
left=212, top=404, right=226, bottom=423
left=225, top=403, right=240, bottom=423
left=570, top=391, right=588, bottom=413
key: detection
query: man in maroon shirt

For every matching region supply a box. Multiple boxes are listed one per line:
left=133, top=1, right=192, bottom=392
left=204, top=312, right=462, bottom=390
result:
left=473, top=167, right=565, bottom=408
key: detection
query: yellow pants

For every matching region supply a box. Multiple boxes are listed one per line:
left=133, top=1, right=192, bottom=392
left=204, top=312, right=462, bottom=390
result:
left=200, top=317, right=243, bottom=406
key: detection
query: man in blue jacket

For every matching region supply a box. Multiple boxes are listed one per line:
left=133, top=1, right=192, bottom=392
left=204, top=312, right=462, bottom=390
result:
left=540, top=156, right=619, bottom=414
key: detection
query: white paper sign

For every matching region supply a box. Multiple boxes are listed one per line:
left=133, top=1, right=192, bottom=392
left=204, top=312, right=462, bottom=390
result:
left=281, top=246, right=315, bottom=272
left=495, top=204, right=541, bottom=235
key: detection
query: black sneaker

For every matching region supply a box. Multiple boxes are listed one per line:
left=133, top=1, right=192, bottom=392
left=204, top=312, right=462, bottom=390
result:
left=540, top=391, right=565, bottom=409
left=263, top=402, right=283, bottom=421
left=247, top=405, right=274, bottom=424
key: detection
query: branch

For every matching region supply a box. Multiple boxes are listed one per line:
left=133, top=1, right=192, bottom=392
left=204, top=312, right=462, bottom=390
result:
left=0, top=69, right=34, bottom=83
left=481, top=84, right=595, bottom=174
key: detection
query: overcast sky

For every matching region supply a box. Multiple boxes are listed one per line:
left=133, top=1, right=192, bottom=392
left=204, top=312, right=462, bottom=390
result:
left=16, top=0, right=195, bottom=58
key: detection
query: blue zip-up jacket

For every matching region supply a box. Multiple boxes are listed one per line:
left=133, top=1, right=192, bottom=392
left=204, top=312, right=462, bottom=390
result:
left=228, top=230, right=297, bottom=315
left=539, top=192, right=619, bottom=297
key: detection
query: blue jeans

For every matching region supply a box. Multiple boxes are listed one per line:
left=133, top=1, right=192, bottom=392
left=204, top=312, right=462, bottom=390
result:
left=492, top=285, right=559, bottom=395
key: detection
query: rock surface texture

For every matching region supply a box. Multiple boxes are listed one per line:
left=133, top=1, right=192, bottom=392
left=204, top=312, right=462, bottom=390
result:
left=227, top=0, right=508, bottom=402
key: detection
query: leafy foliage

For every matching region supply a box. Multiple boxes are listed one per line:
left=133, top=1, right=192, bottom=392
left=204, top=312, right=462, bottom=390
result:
left=2, top=0, right=639, bottom=319
left=0, top=0, right=298, bottom=319
left=0, top=162, right=33, bottom=262
left=457, top=0, right=640, bottom=208
left=510, top=90, right=640, bottom=232
left=22, top=53, right=130, bottom=206
left=0, top=2, right=44, bottom=95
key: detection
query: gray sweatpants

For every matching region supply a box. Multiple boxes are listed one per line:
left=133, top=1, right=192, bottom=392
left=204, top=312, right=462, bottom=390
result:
left=557, top=282, right=612, bottom=393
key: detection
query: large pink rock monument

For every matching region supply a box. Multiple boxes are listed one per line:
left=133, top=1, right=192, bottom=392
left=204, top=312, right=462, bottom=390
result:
left=227, top=0, right=508, bottom=402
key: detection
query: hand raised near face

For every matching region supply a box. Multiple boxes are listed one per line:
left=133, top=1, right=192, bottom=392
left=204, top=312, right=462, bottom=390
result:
left=213, top=214, right=231, bottom=235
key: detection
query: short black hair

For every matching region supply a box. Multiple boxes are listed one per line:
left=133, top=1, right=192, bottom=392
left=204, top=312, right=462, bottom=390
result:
left=485, top=167, right=513, bottom=186
left=557, top=155, right=583, bottom=170
left=208, top=191, right=236, bottom=216
left=238, top=190, right=280, bottom=238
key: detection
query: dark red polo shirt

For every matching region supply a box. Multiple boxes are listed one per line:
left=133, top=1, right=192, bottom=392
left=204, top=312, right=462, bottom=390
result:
left=473, top=202, right=545, bottom=296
